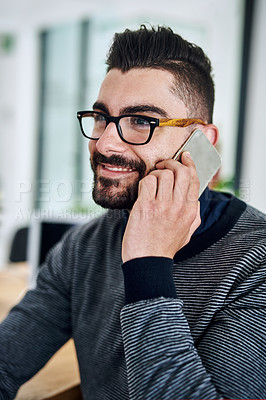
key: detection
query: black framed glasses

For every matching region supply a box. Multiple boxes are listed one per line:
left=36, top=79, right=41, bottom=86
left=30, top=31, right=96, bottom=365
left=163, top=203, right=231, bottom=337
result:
left=77, top=110, right=206, bottom=145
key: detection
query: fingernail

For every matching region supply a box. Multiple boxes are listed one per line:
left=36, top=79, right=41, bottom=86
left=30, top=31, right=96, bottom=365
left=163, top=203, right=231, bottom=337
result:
left=184, top=151, right=192, bottom=159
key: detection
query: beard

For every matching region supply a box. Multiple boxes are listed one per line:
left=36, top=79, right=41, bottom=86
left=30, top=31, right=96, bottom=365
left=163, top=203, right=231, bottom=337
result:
left=90, top=152, right=148, bottom=209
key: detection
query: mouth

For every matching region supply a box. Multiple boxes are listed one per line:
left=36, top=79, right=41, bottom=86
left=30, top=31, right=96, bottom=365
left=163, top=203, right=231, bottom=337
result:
left=98, top=163, right=138, bottom=178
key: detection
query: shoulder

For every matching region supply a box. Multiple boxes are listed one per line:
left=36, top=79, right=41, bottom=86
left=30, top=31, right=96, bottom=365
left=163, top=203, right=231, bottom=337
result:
left=242, top=203, right=266, bottom=224
left=232, top=202, right=266, bottom=239
left=66, top=209, right=127, bottom=243
left=51, top=209, right=127, bottom=262
left=37, top=209, right=127, bottom=283
left=222, top=202, right=266, bottom=269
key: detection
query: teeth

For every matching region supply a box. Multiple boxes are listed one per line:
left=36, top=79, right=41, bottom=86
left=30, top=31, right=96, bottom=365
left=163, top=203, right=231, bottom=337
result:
left=104, top=165, right=133, bottom=172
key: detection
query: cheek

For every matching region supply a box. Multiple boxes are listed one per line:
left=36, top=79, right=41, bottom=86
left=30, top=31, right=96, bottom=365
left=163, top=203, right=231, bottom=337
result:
left=135, top=150, right=167, bottom=174
left=89, top=140, right=96, bottom=157
left=137, top=140, right=179, bottom=170
left=137, top=131, right=187, bottom=169
left=157, top=131, right=191, bottom=160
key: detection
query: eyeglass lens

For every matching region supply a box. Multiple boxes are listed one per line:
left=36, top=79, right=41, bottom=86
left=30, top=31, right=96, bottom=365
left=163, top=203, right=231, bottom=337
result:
left=81, top=112, right=151, bottom=144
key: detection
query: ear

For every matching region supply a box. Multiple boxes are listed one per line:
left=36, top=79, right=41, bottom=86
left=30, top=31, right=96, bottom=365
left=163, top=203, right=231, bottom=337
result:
left=201, top=124, right=219, bottom=146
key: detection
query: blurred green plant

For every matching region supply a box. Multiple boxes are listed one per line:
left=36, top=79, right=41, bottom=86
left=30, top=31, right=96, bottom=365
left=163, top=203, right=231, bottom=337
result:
left=211, top=176, right=238, bottom=196
left=0, top=35, right=15, bottom=53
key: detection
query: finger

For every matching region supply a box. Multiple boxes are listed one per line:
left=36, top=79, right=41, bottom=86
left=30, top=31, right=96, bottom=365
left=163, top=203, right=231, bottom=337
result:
left=181, top=152, right=200, bottom=202
left=156, top=155, right=200, bottom=202
left=149, top=169, right=174, bottom=202
left=156, top=158, right=190, bottom=200
left=184, top=201, right=201, bottom=244
left=138, top=174, right=157, bottom=201
left=157, top=154, right=199, bottom=201
left=156, top=158, right=180, bottom=171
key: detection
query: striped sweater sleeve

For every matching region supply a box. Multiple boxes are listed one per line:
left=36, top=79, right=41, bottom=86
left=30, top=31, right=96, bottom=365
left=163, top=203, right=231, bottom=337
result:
left=120, top=257, right=223, bottom=400
left=120, top=255, right=266, bottom=399
left=121, top=297, right=223, bottom=400
left=0, top=232, right=74, bottom=399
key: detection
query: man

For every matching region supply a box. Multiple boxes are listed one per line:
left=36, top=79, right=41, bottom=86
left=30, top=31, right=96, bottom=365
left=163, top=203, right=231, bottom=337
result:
left=1, top=25, right=266, bottom=399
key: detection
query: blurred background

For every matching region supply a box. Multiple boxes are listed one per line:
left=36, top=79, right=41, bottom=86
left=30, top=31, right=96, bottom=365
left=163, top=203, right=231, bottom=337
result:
left=0, top=0, right=265, bottom=267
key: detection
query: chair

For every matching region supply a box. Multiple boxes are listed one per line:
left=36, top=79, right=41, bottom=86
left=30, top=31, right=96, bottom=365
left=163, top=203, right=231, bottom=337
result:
left=9, top=227, right=28, bottom=262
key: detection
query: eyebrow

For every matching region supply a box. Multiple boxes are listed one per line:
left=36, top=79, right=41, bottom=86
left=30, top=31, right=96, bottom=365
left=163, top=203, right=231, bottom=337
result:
left=93, top=101, right=109, bottom=114
left=92, top=101, right=168, bottom=118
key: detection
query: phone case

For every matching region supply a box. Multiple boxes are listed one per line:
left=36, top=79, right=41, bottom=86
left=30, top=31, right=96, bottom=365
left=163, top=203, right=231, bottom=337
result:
left=173, top=129, right=221, bottom=196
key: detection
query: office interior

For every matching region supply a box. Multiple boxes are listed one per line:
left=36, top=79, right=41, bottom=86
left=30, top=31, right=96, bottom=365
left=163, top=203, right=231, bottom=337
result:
left=0, top=0, right=266, bottom=269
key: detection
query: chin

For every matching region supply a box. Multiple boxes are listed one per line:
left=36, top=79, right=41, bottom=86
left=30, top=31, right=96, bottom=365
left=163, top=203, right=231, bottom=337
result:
left=92, top=176, right=138, bottom=210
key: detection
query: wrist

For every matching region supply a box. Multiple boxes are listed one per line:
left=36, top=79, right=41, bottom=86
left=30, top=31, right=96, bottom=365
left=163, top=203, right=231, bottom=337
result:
left=122, top=256, right=177, bottom=304
left=122, top=248, right=174, bottom=263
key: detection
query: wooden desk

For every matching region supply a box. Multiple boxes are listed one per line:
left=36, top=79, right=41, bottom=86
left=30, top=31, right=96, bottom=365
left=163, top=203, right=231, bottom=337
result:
left=0, top=263, right=81, bottom=400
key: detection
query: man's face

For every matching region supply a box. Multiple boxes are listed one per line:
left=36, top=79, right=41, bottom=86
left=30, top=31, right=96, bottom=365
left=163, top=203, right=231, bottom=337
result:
left=89, top=68, right=190, bottom=209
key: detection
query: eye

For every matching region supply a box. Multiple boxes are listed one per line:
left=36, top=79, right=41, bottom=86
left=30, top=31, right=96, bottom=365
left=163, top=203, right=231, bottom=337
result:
left=94, top=113, right=106, bottom=123
left=129, top=116, right=149, bottom=128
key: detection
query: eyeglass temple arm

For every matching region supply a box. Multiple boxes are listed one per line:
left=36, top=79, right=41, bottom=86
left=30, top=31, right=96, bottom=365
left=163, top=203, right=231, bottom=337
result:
left=159, top=118, right=206, bottom=127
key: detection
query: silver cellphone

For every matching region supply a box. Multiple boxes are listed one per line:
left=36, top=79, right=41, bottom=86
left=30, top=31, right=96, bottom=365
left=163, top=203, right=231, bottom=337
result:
left=173, top=129, right=222, bottom=197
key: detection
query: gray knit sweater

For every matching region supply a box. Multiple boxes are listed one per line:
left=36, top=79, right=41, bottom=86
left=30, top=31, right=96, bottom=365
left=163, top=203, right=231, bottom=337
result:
left=0, top=194, right=266, bottom=399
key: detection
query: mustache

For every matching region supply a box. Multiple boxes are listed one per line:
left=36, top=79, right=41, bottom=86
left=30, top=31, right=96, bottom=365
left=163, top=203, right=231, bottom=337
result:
left=91, top=152, right=147, bottom=175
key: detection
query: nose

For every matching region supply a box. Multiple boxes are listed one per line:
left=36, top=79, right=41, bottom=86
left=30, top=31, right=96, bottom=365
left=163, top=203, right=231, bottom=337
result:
left=95, top=121, right=127, bottom=156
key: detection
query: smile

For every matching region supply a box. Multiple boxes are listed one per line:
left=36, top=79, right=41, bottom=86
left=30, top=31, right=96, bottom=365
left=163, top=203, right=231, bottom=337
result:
left=103, top=165, right=134, bottom=172
left=98, top=163, right=137, bottom=178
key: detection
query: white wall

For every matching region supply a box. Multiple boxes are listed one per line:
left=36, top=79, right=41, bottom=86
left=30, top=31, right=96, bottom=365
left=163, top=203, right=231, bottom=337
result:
left=241, top=0, right=266, bottom=213
left=0, top=31, right=39, bottom=264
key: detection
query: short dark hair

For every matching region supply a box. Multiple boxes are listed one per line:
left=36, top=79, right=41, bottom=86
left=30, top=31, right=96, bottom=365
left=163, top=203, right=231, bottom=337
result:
left=106, top=25, right=215, bottom=123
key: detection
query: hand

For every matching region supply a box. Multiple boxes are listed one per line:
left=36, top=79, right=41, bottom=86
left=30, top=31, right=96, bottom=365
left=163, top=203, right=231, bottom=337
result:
left=122, top=152, right=201, bottom=263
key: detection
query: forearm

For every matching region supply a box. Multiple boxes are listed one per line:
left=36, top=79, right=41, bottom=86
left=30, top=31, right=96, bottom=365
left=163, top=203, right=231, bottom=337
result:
left=121, top=297, right=222, bottom=400
left=0, top=286, right=71, bottom=398
left=121, top=257, right=223, bottom=400
left=0, top=237, right=73, bottom=398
